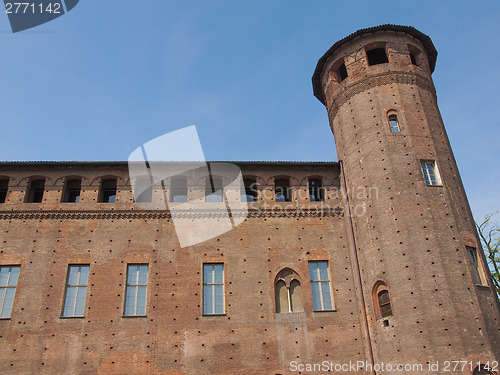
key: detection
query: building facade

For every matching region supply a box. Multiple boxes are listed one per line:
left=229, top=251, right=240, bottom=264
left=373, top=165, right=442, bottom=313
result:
left=0, top=25, right=499, bottom=374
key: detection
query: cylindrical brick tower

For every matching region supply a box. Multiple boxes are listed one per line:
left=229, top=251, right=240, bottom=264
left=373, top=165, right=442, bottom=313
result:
left=313, top=25, right=500, bottom=373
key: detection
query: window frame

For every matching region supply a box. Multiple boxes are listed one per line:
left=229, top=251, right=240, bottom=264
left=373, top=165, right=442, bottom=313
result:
left=373, top=281, right=393, bottom=320
left=62, top=178, right=82, bottom=203
left=275, top=178, right=291, bottom=202
left=98, top=178, right=117, bottom=203
left=61, top=264, right=89, bottom=318
left=466, top=247, right=487, bottom=286
left=203, top=263, right=225, bottom=315
left=308, top=178, right=324, bottom=202
left=308, top=261, right=335, bottom=312
left=25, top=178, right=46, bottom=203
left=0, top=178, right=9, bottom=204
left=420, top=160, right=441, bottom=186
left=123, top=264, right=149, bottom=317
left=0, top=265, right=20, bottom=319
left=388, top=113, right=400, bottom=133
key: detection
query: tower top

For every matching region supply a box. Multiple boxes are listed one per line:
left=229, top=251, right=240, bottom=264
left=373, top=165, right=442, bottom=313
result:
left=311, top=24, right=438, bottom=105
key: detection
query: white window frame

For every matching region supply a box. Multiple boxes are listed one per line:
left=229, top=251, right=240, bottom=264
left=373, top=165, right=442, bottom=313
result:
left=203, top=263, right=225, bottom=315
left=308, top=261, right=334, bottom=311
left=124, top=264, right=148, bottom=316
left=420, top=160, right=441, bottom=186
left=0, top=265, right=20, bottom=319
left=62, top=265, right=89, bottom=317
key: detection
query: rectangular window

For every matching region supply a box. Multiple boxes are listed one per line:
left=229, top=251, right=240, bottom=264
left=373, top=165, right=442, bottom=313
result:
left=389, top=114, right=400, bottom=133
left=366, top=47, right=388, bottom=66
left=275, top=178, right=290, bottom=202
left=308, top=261, right=334, bottom=311
left=420, top=161, right=440, bottom=186
left=241, top=178, right=257, bottom=202
left=0, top=179, right=8, bottom=204
left=337, top=63, right=348, bottom=82
left=124, top=264, right=148, bottom=316
left=170, top=177, right=188, bottom=202
left=205, top=176, right=223, bottom=202
left=203, top=263, right=224, bottom=315
left=466, top=247, right=485, bottom=285
left=62, top=179, right=81, bottom=203
left=99, top=179, right=117, bottom=203
left=26, top=179, right=45, bottom=203
left=0, top=266, right=20, bottom=318
left=309, top=178, right=324, bottom=202
left=134, top=177, right=153, bottom=203
left=62, top=265, right=89, bottom=317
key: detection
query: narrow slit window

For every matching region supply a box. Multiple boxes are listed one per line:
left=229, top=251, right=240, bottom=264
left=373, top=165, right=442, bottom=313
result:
left=366, top=47, right=388, bottom=66
left=205, top=176, right=223, bottom=202
left=99, top=179, right=117, bottom=203
left=389, top=114, right=400, bottom=133
left=337, top=63, right=348, bottom=82
left=62, top=265, right=89, bottom=317
left=124, top=264, right=148, bottom=316
left=170, top=177, right=188, bottom=202
left=275, top=178, right=290, bottom=202
left=420, top=161, right=440, bottom=186
left=309, top=178, right=324, bottom=202
left=410, top=52, right=417, bottom=66
left=0, top=179, right=7, bottom=203
left=308, top=261, right=333, bottom=311
left=203, top=264, right=224, bottom=315
left=466, top=247, right=486, bottom=285
left=242, top=178, right=257, bottom=202
left=62, top=179, right=81, bottom=203
left=0, top=265, right=20, bottom=318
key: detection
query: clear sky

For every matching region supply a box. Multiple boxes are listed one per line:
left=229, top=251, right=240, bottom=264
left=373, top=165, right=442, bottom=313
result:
left=0, top=0, right=499, bottom=221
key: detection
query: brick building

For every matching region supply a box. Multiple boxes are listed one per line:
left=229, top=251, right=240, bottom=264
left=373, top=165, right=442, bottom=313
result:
left=0, top=25, right=499, bottom=374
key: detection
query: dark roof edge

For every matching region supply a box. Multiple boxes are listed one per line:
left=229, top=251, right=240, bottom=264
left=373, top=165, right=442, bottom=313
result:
left=0, top=161, right=339, bottom=168
left=312, top=24, right=438, bottom=105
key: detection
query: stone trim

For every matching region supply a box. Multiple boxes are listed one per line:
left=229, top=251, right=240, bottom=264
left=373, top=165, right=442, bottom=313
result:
left=0, top=208, right=343, bottom=220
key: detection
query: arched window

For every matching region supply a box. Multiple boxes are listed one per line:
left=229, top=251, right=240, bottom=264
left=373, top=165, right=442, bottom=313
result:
left=373, top=282, right=393, bottom=319
left=473, top=365, right=497, bottom=375
left=308, top=178, right=324, bottom=201
left=0, top=178, right=8, bottom=203
left=62, top=178, right=82, bottom=203
left=275, top=178, right=290, bottom=202
left=275, top=268, right=303, bottom=313
left=241, top=178, right=257, bottom=202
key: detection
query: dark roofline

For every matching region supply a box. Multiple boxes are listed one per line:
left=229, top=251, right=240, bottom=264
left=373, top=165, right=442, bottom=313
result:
left=312, top=24, right=438, bottom=105
left=0, top=161, right=339, bottom=168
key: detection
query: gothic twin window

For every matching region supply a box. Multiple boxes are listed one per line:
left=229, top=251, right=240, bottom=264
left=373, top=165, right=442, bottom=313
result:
left=275, top=269, right=303, bottom=313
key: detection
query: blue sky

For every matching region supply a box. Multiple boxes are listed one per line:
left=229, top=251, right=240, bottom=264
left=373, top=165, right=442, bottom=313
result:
left=0, top=0, right=499, bottom=220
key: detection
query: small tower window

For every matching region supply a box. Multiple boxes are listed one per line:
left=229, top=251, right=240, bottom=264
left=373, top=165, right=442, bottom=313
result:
left=99, top=178, right=117, bottom=203
left=389, top=114, right=400, bottom=133
left=241, top=178, right=257, bottom=202
left=275, top=178, right=290, bottom=202
left=206, top=176, right=223, bottom=202
left=420, top=161, right=441, bottom=186
left=0, top=179, right=9, bottom=203
left=26, top=178, right=45, bottom=203
left=366, top=47, right=388, bottom=66
left=337, top=63, right=348, bottom=82
left=466, top=247, right=486, bottom=285
left=62, top=178, right=81, bottom=203
left=170, top=177, right=188, bottom=202
left=308, top=178, right=323, bottom=202
left=275, top=268, right=303, bottom=313
left=373, top=282, right=393, bottom=319
left=410, top=52, right=417, bottom=66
